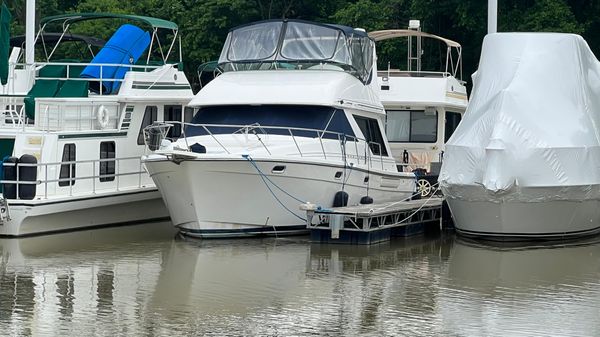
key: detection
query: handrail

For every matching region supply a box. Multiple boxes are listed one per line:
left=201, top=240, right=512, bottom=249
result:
left=1, top=156, right=148, bottom=200
left=35, top=99, right=121, bottom=132
left=28, top=61, right=170, bottom=69
left=379, top=70, right=451, bottom=77
left=146, top=121, right=397, bottom=171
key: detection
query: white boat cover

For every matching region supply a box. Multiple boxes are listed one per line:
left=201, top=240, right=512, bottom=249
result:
left=440, top=33, right=600, bottom=202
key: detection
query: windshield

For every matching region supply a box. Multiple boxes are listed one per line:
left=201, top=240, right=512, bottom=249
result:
left=218, top=20, right=374, bottom=83
left=186, top=105, right=355, bottom=139
left=280, top=22, right=346, bottom=61
left=222, top=21, right=283, bottom=61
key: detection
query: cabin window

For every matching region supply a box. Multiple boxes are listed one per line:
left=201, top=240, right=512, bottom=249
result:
left=137, top=106, right=158, bottom=145
left=353, top=115, right=388, bottom=156
left=445, top=111, right=462, bottom=142
left=99, top=141, right=115, bottom=182
left=386, top=110, right=438, bottom=143
left=165, top=105, right=183, bottom=139
left=59, top=143, right=76, bottom=186
left=187, top=105, right=354, bottom=139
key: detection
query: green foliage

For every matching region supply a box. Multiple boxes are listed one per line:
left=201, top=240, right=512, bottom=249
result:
left=8, top=0, right=600, bottom=89
left=501, top=0, right=582, bottom=33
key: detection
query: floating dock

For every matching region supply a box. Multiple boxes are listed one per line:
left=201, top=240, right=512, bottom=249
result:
left=303, top=197, right=443, bottom=245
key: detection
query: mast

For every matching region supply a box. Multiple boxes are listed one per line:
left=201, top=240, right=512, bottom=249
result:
left=26, top=0, right=35, bottom=65
left=488, top=0, right=498, bottom=34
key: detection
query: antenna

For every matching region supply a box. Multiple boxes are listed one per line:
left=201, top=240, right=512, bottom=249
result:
left=488, top=0, right=497, bottom=34
left=407, top=20, right=422, bottom=72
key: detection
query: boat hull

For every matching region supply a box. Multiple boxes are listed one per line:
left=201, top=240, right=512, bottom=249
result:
left=145, top=158, right=415, bottom=238
left=446, top=197, right=600, bottom=240
left=0, top=188, right=169, bottom=237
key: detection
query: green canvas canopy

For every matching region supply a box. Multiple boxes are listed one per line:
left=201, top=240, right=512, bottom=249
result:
left=0, top=2, right=11, bottom=85
left=40, top=13, right=178, bottom=31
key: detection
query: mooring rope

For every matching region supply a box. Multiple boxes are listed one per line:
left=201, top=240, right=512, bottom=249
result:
left=243, top=155, right=306, bottom=221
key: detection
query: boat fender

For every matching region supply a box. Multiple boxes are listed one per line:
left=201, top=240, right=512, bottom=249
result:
left=96, top=105, right=110, bottom=129
left=332, top=191, right=349, bottom=207
left=2, top=156, right=17, bottom=199
left=190, top=143, right=206, bottom=154
left=360, top=196, right=373, bottom=204
left=18, top=154, right=37, bottom=200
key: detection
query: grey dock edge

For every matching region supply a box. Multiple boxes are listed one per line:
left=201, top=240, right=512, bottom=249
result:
left=302, top=197, right=443, bottom=245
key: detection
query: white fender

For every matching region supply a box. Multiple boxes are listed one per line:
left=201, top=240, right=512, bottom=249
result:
left=96, top=105, right=110, bottom=129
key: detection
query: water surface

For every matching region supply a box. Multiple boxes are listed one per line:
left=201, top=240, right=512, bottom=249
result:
left=1, top=223, right=600, bottom=336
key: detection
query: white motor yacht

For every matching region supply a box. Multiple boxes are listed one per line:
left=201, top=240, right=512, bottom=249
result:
left=143, top=20, right=416, bottom=238
left=371, top=20, right=468, bottom=197
left=0, top=13, right=193, bottom=237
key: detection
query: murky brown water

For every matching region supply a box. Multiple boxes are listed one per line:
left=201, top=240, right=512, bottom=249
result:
left=2, top=223, right=600, bottom=336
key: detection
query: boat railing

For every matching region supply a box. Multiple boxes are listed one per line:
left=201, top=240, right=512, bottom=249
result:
left=0, top=155, right=149, bottom=200
left=146, top=121, right=393, bottom=170
left=35, top=99, right=121, bottom=132
left=31, top=61, right=164, bottom=94
left=6, top=61, right=165, bottom=94
left=0, top=61, right=168, bottom=129
left=379, top=70, right=451, bottom=79
left=0, top=100, right=27, bottom=128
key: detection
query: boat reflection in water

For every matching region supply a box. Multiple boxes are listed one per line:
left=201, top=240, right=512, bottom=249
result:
left=0, top=223, right=177, bottom=336
left=150, top=235, right=450, bottom=336
left=3, top=228, right=600, bottom=336
left=441, top=238, right=600, bottom=336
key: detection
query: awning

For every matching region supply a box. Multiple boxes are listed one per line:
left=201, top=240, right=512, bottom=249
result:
left=368, top=29, right=461, bottom=48
left=40, top=13, right=178, bottom=30
left=10, top=33, right=105, bottom=48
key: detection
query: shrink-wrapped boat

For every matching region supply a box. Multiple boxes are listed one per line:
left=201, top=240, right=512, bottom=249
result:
left=440, top=33, right=600, bottom=239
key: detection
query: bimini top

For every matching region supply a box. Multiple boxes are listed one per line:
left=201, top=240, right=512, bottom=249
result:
left=40, top=13, right=178, bottom=30
left=369, top=29, right=461, bottom=48
left=218, top=19, right=374, bottom=83
left=10, top=33, right=105, bottom=48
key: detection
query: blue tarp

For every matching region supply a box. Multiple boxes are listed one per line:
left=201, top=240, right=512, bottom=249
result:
left=80, top=24, right=150, bottom=94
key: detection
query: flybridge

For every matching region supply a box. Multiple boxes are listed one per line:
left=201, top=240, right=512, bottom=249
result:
left=217, top=20, right=375, bottom=83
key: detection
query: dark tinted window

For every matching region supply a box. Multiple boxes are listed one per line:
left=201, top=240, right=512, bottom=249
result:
left=137, top=106, right=158, bottom=145
left=59, top=144, right=75, bottom=186
left=99, top=141, right=115, bottom=182
left=411, top=111, right=437, bottom=142
left=187, top=105, right=354, bottom=139
left=353, top=115, right=388, bottom=156
left=165, top=105, right=183, bottom=139
left=445, top=111, right=462, bottom=142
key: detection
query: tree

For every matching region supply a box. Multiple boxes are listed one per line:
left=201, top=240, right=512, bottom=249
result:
left=5, top=0, right=600, bottom=88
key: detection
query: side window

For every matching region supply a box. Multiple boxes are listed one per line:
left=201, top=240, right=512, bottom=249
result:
left=99, top=141, right=115, bottom=182
left=411, top=111, right=437, bottom=142
left=59, top=144, right=76, bottom=186
left=137, top=106, right=158, bottom=145
left=353, top=115, right=388, bottom=156
left=445, top=111, right=462, bottom=142
left=184, top=107, right=195, bottom=124
left=386, top=110, right=438, bottom=143
left=386, top=110, right=410, bottom=142
left=164, top=105, right=183, bottom=139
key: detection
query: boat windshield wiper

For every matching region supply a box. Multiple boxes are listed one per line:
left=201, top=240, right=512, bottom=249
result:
left=232, top=123, right=267, bottom=135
